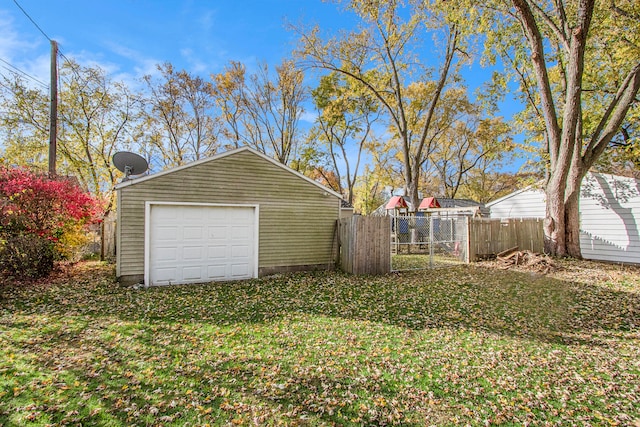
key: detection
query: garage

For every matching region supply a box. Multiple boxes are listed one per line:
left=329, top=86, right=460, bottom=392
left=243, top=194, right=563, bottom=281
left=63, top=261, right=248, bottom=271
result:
left=115, top=147, right=346, bottom=286
left=146, top=203, right=258, bottom=285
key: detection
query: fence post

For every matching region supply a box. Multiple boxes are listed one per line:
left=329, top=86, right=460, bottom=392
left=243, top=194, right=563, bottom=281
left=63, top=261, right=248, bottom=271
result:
left=429, top=214, right=434, bottom=267
left=465, top=216, right=471, bottom=263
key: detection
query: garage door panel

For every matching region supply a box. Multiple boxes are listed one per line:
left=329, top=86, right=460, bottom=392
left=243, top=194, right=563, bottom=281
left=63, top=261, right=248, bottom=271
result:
left=183, top=226, right=204, bottom=240
left=207, top=265, right=227, bottom=279
left=156, top=226, right=178, bottom=241
left=156, top=247, right=178, bottom=262
left=208, top=245, right=226, bottom=259
left=231, top=245, right=250, bottom=257
left=182, top=266, right=204, bottom=281
left=234, top=209, right=253, bottom=221
left=183, top=207, right=205, bottom=220
left=231, top=263, right=250, bottom=277
left=155, top=208, right=179, bottom=221
left=231, top=225, right=250, bottom=239
left=207, top=209, right=228, bottom=221
left=208, top=226, right=227, bottom=240
left=183, top=246, right=203, bottom=260
left=149, top=205, right=256, bottom=285
left=154, top=267, right=178, bottom=283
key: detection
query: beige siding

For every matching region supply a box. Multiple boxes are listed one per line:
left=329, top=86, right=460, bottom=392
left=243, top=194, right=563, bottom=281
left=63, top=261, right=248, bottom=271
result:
left=117, top=150, right=340, bottom=280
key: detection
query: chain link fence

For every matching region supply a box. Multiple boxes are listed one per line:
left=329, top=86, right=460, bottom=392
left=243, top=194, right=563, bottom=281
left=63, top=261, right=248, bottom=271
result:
left=391, top=214, right=468, bottom=270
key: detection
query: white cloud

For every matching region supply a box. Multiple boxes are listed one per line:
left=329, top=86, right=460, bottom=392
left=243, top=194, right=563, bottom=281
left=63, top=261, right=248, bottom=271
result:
left=180, top=48, right=208, bottom=74
left=80, top=41, right=162, bottom=89
left=198, top=9, right=215, bottom=33
left=300, top=110, right=318, bottom=124
left=0, top=9, right=49, bottom=86
left=104, top=42, right=159, bottom=75
left=0, top=12, right=21, bottom=56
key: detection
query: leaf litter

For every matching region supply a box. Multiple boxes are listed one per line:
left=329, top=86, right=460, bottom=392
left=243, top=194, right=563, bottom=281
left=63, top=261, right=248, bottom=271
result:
left=1, top=260, right=639, bottom=425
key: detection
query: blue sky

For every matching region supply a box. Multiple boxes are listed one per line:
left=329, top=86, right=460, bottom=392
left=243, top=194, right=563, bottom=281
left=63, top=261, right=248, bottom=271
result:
left=1, top=0, right=360, bottom=86
left=1, top=0, right=527, bottom=172
left=0, top=0, right=517, bottom=97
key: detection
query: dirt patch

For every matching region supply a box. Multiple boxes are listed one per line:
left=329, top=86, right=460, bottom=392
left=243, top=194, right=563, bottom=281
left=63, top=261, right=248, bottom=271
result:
left=478, top=254, right=640, bottom=289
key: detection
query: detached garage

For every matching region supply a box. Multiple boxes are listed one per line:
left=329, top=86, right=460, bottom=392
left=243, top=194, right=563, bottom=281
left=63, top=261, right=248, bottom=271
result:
left=115, top=147, right=345, bottom=286
left=147, top=204, right=257, bottom=285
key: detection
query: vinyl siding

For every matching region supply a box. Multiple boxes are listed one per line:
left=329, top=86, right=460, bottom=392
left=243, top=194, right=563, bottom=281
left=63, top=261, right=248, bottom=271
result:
left=487, top=188, right=546, bottom=218
left=579, top=173, right=640, bottom=264
left=117, top=149, right=340, bottom=280
left=488, top=173, right=640, bottom=264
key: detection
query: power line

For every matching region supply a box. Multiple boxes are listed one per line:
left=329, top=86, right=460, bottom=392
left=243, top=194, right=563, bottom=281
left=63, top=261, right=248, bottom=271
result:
left=11, top=0, right=119, bottom=89
left=12, top=0, right=52, bottom=42
left=11, top=0, right=83, bottom=82
left=9, top=0, right=125, bottom=103
left=0, top=57, right=49, bottom=88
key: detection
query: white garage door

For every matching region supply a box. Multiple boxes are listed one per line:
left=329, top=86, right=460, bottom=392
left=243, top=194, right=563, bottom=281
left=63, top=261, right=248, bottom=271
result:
left=147, top=204, right=257, bottom=285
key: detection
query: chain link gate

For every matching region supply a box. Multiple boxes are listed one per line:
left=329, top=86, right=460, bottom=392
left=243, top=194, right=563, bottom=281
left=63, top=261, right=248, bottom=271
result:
left=391, top=213, right=468, bottom=270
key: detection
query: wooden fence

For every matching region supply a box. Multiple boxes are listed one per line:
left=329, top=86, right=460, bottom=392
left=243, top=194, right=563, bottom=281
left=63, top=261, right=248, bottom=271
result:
left=338, top=216, right=544, bottom=274
left=468, top=217, right=544, bottom=261
left=339, top=216, right=390, bottom=275
left=97, top=211, right=116, bottom=261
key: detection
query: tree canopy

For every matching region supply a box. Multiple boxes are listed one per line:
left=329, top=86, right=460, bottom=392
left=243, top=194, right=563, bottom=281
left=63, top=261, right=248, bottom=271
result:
left=2, top=0, right=636, bottom=234
left=476, top=0, right=640, bottom=255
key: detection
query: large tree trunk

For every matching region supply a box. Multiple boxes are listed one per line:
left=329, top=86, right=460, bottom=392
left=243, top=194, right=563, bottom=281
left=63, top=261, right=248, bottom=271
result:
left=546, top=162, right=588, bottom=258
left=544, top=177, right=566, bottom=256
left=406, top=174, right=420, bottom=214
left=565, top=145, right=586, bottom=258
left=564, top=184, right=582, bottom=258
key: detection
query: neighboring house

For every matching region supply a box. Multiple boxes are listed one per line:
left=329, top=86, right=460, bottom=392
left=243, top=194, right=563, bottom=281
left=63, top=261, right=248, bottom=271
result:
left=115, top=147, right=345, bottom=286
left=340, top=199, right=355, bottom=218
left=372, top=196, right=488, bottom=217
left=487, top=172, right=640, bottom=264
left=431, top=197, right=489, bottom=217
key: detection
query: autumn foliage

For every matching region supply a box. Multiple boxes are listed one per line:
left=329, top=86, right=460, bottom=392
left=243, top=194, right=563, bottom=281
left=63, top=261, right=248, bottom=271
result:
left=0, top=166, right=102, bottom=278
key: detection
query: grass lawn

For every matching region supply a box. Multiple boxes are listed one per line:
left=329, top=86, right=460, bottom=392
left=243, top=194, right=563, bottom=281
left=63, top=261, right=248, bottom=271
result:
left=392, top=254, right=464, bottom=270
left=1, top=261, right=639, bottom=426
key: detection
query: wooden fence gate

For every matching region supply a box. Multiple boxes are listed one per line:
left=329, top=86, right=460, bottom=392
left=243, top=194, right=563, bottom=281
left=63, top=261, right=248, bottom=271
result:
left=338, top=216, right=390, bottom=275
left=101, top=214, right=116, bottom=261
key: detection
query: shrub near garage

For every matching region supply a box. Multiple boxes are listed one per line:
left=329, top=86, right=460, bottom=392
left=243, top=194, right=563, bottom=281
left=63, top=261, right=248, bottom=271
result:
left=0, top=165, right=102, bottom=279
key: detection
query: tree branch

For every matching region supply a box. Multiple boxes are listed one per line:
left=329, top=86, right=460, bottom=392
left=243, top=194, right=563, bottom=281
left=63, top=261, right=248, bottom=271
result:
left=583, top=62, right=640, bottom=168
left=512, top=0, right=562, bottom=166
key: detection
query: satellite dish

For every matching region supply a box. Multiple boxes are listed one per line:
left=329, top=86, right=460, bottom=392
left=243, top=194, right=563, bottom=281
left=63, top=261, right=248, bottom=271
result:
left=112, top=151, right=148, bottom=179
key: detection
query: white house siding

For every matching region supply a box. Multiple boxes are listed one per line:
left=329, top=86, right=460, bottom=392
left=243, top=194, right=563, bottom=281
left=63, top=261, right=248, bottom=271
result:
left=486, top=187, right=546, bottom=218
left=578, top=173, right=640, bottom=264
left=487, top=173, right=640, bottom=264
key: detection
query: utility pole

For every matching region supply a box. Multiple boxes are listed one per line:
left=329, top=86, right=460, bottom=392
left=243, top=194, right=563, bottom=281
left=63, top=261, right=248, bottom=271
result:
left=48, top=40, right=58, bottom=176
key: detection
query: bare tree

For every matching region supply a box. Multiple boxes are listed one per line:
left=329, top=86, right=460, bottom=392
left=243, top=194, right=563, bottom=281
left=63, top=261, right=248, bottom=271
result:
left=295, top=0, right=467, bottom=210
left=143, top=63, right=220, bottom=168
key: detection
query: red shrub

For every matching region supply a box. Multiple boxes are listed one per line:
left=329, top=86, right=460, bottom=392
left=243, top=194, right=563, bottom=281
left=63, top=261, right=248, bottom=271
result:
left=0, top=166, right=103, bottom=278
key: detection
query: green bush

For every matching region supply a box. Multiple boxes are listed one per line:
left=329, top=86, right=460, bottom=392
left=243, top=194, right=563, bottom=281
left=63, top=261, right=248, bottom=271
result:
left=0, top=233, right=55, bottom=280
